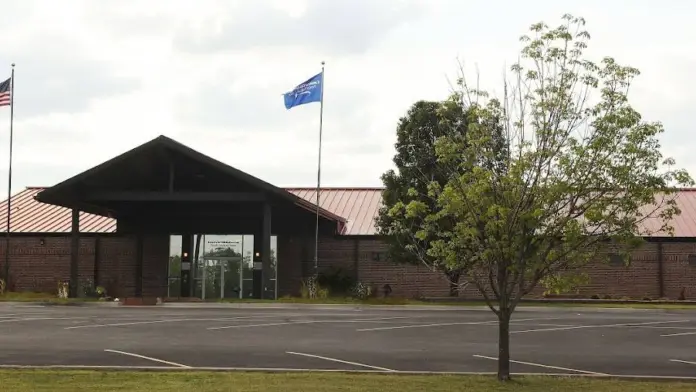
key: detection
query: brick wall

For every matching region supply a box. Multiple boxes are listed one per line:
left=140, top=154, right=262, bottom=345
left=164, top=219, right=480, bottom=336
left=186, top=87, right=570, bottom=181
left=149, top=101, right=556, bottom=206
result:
left=662, top=242, right=696, bottom=299
left=142, top=235, right=169, bottom=298
left=355, top=238, right=452, bottom=298
left=97, top=236, right=136, bottom=298
left=572, top=244, right=661, bottom=299
left=1, top=234, right=694, bottom=300
left=275, top=234, right=356, bottom=297
left=318, top=237, right=696, bottom=301
left=0, top=236, right=97, bottom=293
left=314, top=236, right=454, bottom=298
left=0, top=235, right=169, bottom=298
left=277, top=234, right=305, bottom=297
left=317, top=236, right=358, bottom=275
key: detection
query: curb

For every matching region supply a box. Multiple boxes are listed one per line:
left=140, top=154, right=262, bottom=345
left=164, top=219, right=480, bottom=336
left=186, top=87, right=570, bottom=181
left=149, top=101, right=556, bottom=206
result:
left=159, top=303, right=489, bottom=311
left=1, top=301, right=694, bottom=313
left=155, top=303, right=691, bottom=312
left=1, top=301, right=695, bottom=312
left=424, top=298, right=696, bottom=306
left=0, top=365, right=694, bottom=382
left=0, top=301, right=121, bottom=307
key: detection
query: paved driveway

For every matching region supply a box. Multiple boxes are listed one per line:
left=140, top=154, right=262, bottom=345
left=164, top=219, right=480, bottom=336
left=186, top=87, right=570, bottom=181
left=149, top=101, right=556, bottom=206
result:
left=0, top=304, right=695, bottom=377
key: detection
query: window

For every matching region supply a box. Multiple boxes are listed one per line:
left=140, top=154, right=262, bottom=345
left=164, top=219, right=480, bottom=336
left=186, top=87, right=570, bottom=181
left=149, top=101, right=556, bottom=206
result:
left=371, top=251, right=388, bottom=261
left=688, top=254, right=696, bottom=267
left=608, top=253, right=625, bottom=267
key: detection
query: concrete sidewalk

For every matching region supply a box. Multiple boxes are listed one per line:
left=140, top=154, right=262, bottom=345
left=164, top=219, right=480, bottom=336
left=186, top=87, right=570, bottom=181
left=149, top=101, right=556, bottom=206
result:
left=154, top=302, right=683, bottom=313
left=0, top=300, right=685, bottom=313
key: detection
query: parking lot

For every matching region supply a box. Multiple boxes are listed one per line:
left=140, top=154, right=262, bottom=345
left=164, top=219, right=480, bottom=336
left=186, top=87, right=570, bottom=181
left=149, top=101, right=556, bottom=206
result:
left=0, top=304, right=695, bottom=377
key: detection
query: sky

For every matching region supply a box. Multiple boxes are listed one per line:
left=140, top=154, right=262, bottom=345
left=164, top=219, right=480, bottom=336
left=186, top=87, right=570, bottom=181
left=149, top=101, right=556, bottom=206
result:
left=0, top=0, right=693, bottom=198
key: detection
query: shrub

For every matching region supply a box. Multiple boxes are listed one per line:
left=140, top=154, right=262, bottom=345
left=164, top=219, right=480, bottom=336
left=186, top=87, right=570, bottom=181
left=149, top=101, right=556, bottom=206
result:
left=96, top=286, right=107, bottom=298
left=351, top=282, right=374, bottom=300
left=300, top=275, right=328, bottom=299
left=316, top=267, right=355, bottom=296
left=383, top=284, right=393, bottom=297
left=299, top=280, right=310, bottom=299
left=540, top=273, right=589, bottom=297
left=316, top=287, right=329, bottom=299
left=57, top=281, right=69, bottom=299
left=590, top=294, right=600, bottom=300
left=0, top=278, right=5, bottom=295
left=81, top=279, right=97, bottom=298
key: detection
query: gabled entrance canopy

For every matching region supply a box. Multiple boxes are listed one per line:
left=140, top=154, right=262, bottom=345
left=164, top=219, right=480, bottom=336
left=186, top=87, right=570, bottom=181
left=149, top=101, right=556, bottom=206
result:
left=35, top=135, right=346, bottom=234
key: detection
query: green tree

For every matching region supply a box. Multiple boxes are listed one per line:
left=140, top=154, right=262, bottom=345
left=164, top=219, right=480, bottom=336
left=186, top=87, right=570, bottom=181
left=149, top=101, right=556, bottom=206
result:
left=403, top=15, right=693, bottom=381
left=203, top=246, right=242, bottom=258
left=376, top=99, right=473, bottom=296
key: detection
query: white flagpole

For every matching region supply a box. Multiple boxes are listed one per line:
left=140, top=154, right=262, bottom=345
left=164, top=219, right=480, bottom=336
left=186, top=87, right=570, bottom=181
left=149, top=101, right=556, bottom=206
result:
left=313, top=61, right=325, bottom=276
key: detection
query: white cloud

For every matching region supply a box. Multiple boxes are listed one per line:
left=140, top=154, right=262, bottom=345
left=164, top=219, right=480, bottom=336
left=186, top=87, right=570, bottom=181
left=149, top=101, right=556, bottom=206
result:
left=0, top=0, right=692, bottom=198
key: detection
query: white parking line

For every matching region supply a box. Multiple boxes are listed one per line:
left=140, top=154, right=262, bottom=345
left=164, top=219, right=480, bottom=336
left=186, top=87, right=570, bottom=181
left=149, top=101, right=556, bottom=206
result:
left=473, top=354, right=608, bottom=375
left=511, top=320, right=690, bottom=334
left=357, top=320, right=496, bottom=332
left=356, top=317, right=561, bottom=332
left=286, top=351, right=396, bottom=372
left=104, top=349, right=191, bottom=368
left=0, top=313, right=47, bottom=318
left=65, top=315, right=287, bottom=330
left=208, top=316, right=411, bottom=331
left=661, top=331, right=696, bottom=337
left=531, top=324, right=577, bottom=327
left=671, top=359, right=696, bottom=366
left=634, top=326, right=696, bottom=330
left=0, top=317, right=88, bottom=323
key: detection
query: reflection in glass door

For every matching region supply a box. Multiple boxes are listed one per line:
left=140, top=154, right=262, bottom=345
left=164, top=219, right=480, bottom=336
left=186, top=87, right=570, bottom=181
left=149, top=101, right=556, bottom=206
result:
left=169, top=234, right=278, bottom=300
left=198, top=257, right=243, bottom=299
left=268, top=235, right=278, bottom=300
left=193, top=235, right=243, bottom=299
left=167, top=235, right=183, bottom=298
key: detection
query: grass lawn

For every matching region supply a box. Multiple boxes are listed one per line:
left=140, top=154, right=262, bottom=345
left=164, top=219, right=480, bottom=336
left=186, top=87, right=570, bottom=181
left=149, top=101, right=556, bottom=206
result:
left=0, top=371, right=694, bottom=392
left=0, top=292, right=99, bottom=303
left=0, top=292, right=77, bottom=303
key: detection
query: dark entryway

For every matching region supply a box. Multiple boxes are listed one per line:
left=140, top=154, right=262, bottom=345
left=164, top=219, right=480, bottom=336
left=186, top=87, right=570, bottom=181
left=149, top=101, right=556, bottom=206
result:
left=33, top=135, right=345, bottom=299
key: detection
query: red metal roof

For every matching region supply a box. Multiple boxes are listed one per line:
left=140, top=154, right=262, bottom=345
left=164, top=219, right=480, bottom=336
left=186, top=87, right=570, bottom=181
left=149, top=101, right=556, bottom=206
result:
left=0, top=187, right=384, bottom=235
left=640, top=191, right=696, bottom=237
left=286, top=188, right=383, bottom=236
left=0, top=187, right=117, bottom=233
left=2, top=187, right=696, bottom=237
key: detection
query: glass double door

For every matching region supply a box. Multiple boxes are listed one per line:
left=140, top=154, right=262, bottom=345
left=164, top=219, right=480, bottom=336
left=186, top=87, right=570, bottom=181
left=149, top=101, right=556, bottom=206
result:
left=167, top=234, right=277, bottom=300
left=193, top=256, right=242, bottom=299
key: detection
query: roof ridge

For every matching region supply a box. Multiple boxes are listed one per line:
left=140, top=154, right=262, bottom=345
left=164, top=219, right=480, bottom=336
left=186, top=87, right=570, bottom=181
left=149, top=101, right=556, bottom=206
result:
left=23, top=186, right=696, bottom=192
left=284, top=186, right=384, bottom=190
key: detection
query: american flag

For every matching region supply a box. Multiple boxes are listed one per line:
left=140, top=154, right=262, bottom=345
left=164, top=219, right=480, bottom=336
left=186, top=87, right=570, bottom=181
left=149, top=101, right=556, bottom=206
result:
left=0, top=77, right=10, bottom=107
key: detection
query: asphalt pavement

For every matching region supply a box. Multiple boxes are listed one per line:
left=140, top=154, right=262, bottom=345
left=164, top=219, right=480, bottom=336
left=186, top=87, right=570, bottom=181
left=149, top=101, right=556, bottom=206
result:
left=0, top=303, right=695, bottom=377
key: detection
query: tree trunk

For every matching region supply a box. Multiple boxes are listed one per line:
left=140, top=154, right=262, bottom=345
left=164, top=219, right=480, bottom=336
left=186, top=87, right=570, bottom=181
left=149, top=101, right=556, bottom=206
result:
left=497, top=308, right=512, bottom=381
left=446, top=269, right=462, bottom=297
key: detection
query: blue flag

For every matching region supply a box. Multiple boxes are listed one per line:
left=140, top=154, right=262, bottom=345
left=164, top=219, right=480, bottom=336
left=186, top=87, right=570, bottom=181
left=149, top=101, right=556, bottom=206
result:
left=283, top=72, right=323, bottom=110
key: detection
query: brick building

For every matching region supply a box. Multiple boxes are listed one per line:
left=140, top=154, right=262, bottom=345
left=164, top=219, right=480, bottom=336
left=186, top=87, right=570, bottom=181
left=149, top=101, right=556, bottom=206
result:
left=0, top=135, right=694, bottom=300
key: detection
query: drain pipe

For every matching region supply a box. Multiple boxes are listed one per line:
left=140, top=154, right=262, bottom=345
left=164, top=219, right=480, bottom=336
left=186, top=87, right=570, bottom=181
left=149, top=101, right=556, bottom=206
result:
left=657, top=240, right=664, bottom=298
